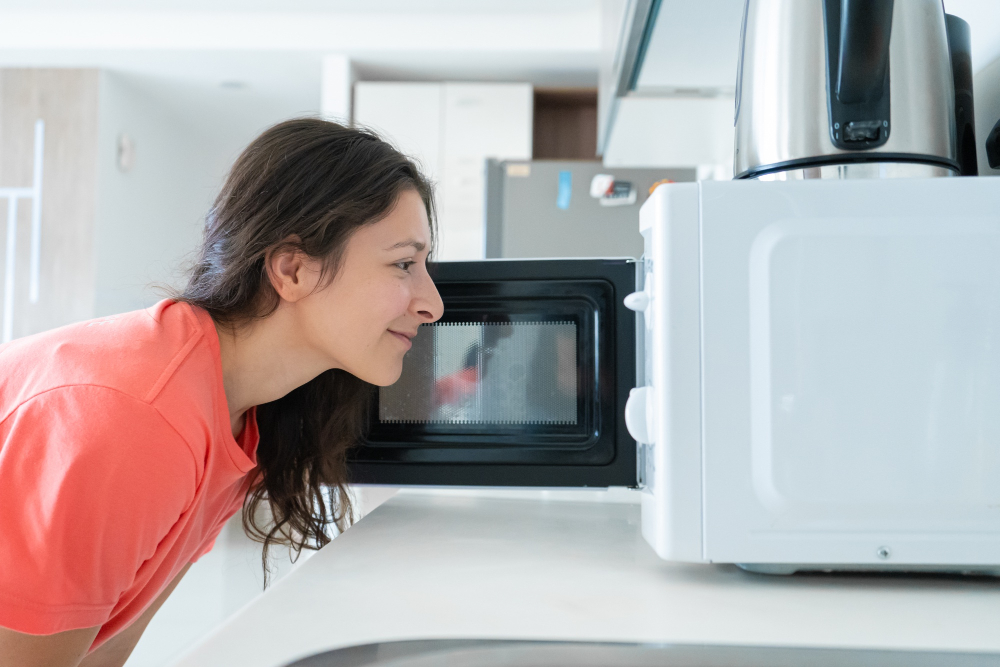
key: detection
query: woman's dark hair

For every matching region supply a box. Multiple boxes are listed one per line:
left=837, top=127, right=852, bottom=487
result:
left=174, top=117, right=434, bottom=580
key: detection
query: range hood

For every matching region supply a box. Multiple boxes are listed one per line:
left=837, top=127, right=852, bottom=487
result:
left=597, top=0, right=745, bottom=169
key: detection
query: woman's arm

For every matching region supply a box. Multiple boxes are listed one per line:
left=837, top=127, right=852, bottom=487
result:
left=0, top=625, right=99, bottom=667
left=78, top=563, right=192, bottom=667
left=0, top=388, right=200, bottom=665
left=0, top=562, right=191, bottom=667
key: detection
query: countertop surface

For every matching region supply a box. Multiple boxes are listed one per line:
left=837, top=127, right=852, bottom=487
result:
left=171, top=491, right=1000, bottom=667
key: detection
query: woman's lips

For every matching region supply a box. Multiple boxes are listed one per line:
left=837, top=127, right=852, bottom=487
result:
left=389, top=330, right=413, bottom=349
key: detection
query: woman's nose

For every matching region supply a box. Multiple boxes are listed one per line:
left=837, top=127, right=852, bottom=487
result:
left=414, top=271, right=444, bottom=323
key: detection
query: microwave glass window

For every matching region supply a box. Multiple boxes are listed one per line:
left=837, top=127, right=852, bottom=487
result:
left=361, top=275, right=616, bottom=459
left=379, top=322, right=578, bottom=425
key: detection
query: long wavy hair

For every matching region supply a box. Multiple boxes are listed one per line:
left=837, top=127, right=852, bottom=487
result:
left=174, top=118, right=435, bottom=580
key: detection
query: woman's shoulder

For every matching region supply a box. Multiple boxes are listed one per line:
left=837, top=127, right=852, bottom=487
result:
left=0, top=299, right=212, bottom=422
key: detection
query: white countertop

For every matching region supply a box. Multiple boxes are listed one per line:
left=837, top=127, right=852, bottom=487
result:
left=171, top=491, right=1000, bottom=667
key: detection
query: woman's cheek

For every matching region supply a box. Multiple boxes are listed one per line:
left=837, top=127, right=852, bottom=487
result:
left=387, top=282, right=414, bottom=319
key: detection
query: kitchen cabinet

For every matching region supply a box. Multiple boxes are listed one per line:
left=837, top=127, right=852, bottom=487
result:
left=353, top=83, right=444, bottom=180
left=353, top=82, right=532, bottom=261
left=0, top=69, right=100, bottom=341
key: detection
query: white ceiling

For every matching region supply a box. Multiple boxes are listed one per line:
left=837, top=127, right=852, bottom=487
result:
left=1, top=0, right=998, bottom=154
left=0, top=1, right=601, bottom=151
left=0, top=0, right=591, bottom=9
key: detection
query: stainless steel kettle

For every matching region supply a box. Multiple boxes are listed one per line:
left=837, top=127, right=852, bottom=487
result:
left=734, top=0, right=963, bottom=180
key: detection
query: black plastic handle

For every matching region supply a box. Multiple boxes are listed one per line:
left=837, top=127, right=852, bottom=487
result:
left=986, top=117, right=1000, bottom=169
left=836, top=0, right=895, bottom=104
left=946, top=14, right=978, bottom=175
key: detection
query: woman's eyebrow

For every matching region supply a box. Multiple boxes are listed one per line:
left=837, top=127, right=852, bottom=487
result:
left=385, top=240, right=426, bottom=252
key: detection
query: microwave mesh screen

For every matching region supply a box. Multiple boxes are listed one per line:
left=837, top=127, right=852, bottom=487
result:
left=379, top=322, right=578, bottom=424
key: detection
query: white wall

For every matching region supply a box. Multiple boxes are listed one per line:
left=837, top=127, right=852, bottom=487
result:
left=92, top=73, right=310, bottom=667
left=947, top=0, right=1000, bottom=73
left=94, top=71, right=232, bottom=316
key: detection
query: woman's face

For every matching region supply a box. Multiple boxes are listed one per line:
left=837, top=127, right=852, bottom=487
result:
left=295, top=188, right=443, bottom=386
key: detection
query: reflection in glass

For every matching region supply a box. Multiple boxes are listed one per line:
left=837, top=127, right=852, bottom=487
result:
left=380, top=322, right=577, bottom=425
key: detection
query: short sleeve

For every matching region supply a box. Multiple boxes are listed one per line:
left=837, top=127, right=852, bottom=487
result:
left=191, top=537, right=218, bottom=563
left=0, top=386, right=197, bottom=635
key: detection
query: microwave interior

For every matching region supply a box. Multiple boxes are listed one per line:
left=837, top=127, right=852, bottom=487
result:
left=348, top=259, right=637, bottom=488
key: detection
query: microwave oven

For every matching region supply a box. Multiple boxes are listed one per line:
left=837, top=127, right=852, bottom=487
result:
left=349, top=177, right=1000, bottom=575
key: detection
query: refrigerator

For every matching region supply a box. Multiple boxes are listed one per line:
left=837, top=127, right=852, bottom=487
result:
left=484, top=159, right=694, bottom=259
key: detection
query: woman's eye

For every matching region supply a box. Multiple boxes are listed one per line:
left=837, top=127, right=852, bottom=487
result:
left=395, top=261, right=415, bottom=272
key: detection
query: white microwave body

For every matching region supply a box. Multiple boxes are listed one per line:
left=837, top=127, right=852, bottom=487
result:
left=631, top=178, right=1000, bottom=573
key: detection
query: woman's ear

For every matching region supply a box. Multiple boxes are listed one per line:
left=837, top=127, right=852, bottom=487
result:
left=266, top=236, right=321, bottom=302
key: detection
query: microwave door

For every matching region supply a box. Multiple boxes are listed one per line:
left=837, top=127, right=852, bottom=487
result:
left=347, top=258, right=639, bottom=489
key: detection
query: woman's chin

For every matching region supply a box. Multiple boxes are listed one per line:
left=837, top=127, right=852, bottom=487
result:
left=357, top=363, right=404, bottom=387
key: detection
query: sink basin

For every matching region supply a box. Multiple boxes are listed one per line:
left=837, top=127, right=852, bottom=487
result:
left=284, top=639, right=1000, bottom=667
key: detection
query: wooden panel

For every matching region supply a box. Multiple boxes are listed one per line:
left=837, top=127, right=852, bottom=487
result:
left=0, top=69, right=99, bottom=339
left=533, top=89, right=599, bottom=160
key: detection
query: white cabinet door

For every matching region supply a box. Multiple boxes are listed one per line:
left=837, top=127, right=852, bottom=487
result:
left=353, top=82, right=443, bottom=182
left=438, top=83, right=532, bottom=261
left=353, top=82, right=532, bottom=261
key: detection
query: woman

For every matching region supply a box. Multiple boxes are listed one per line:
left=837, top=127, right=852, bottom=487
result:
left=0, top=118, right=443, bottom=666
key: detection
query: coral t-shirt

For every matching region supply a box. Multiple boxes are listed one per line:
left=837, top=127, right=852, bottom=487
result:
left=0, top=299, right=259, bottom=651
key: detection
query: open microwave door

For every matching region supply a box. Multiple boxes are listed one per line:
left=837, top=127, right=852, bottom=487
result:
left=348, top=259, right=638, bottom=488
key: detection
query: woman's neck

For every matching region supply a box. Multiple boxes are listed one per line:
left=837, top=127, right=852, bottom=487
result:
left=214, top=303, right=333, bottom=438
